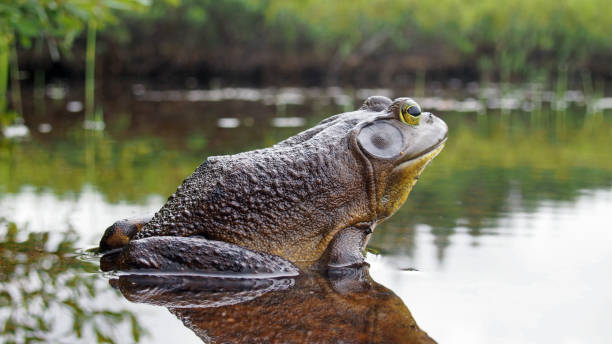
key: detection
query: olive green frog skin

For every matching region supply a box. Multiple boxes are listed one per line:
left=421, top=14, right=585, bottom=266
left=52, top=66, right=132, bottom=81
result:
left=100, top=96, right=448, bottom=272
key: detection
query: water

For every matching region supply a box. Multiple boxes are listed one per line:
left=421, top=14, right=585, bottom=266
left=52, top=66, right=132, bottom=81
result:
left=1, top=84, right=611, bottom=343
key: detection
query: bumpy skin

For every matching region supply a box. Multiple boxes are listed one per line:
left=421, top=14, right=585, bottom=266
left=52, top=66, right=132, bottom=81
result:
left=134, top=112, right=375, bottom=264
left=107, top=236, right=299, bottom=274
left=100, top=96, right=448, bottom=271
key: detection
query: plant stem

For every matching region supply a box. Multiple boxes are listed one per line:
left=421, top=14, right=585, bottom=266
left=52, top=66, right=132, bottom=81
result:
left=85, top=20, right=97, bottom=122
left=34, top=37, right=46, bottom=117
left=9, top=37, right=22, bottom=116
left=0, top=34, right=9, bottom=116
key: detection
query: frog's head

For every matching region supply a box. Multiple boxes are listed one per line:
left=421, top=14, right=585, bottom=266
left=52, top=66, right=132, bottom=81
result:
left=270, top=95, right=447, bottom=263
left=352, top=96, right=447, bottom=223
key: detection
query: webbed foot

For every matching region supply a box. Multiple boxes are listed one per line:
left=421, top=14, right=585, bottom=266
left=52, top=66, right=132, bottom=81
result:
left=99, top=216, right=152, bottom=252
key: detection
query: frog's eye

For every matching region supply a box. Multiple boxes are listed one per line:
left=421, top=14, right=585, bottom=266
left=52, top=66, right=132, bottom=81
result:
left=400, top=104, right=421, bottom=126
left=357, top=121, right=404, bottom=159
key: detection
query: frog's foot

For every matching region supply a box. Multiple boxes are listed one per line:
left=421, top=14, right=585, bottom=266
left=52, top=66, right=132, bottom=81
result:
left=321, top=224, right=373, bottom=270
left=99, top=216, right=152, bottom=253
left=100, top=236, right=299, bottom=276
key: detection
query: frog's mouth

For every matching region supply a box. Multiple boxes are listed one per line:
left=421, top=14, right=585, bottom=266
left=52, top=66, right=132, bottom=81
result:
left=394, top=136, right=447, bottom=169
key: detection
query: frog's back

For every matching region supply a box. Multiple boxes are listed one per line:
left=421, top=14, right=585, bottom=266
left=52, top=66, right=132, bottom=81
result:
left=135, top=112, right=375, bottom=262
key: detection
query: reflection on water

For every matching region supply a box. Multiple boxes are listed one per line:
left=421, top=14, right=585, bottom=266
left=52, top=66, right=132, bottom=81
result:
left=370, top=188, right=612, bottom=344
left=1, top=84, right=612, bottom=343
left=0, top=220, right=143, bottom=343
left=112, top=266, right=435, bottom=343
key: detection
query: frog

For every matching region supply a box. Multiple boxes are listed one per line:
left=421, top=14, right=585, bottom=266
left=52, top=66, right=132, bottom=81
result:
left=99, top=96, right=447, bottom=273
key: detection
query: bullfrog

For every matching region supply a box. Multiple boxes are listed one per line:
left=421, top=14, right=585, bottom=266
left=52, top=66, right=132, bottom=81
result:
left=99, top=96, right=447, bottom=273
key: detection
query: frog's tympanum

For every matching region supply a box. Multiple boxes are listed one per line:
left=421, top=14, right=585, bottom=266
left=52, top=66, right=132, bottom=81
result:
left=100, top=96, right=447, bottom=272
left=111, top=266, right=437, bottom=343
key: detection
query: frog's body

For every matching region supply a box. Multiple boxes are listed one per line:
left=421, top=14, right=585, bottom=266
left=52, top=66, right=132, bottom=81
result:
left=100, top=96, right=447, bottom=272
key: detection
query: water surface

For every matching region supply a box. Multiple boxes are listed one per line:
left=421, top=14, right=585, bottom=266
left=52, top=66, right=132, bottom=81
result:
left=1, top=84, right=611, bottom=343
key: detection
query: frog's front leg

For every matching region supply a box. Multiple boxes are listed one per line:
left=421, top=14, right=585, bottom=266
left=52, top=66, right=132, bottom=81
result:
left=99, top=216, right=153, bottom=252
left=323, top=223, right=373, bottom=269
left=100, top=236, right=299, bottom=275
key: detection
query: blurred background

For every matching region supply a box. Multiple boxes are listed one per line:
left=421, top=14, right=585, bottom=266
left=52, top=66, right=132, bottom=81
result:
left=1, top=1, right=611, bottom=343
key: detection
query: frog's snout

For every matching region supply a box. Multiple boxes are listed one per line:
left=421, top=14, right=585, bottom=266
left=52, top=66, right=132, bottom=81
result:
left=424, top=112, right=435, bottom=125
left=425, top=112, right=448, bottom=140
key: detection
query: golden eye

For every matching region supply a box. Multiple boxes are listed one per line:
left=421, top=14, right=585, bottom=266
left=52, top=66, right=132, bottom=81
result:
left=400, top=104, right=421, bottom=126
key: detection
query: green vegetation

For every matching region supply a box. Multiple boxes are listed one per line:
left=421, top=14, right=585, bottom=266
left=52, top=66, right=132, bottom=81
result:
left=0, top=0, right=149, bottom=122
left=276, top=0, right=612, bottom=92
left=2, top=0, right=610, bottom=95
left=69, top=0, right=612, bottom=86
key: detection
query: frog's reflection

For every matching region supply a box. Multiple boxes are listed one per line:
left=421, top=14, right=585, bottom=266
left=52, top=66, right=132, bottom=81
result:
left=111, top=266, right=436, bottom=343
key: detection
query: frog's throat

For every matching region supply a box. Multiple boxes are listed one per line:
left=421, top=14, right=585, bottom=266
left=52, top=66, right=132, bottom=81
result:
left=378, top=142, right=445, bottom=218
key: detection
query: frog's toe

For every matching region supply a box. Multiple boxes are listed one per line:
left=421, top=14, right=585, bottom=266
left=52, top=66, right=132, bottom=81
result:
left=99, top=216, right=152, bottom=253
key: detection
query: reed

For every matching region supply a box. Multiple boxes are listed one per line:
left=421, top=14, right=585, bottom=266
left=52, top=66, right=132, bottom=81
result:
left=9, top=37, right=22, bottom=117
left=34, top=37, right=46, bottom=117
left=85, top=21, right=97, bottom=123
left=0, top=34, right=8, bottom=116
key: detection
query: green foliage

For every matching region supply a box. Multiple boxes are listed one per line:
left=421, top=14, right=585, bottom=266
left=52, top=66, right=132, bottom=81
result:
left=263, top=0, right=612, bottom=75
left=2, top=0, right=612, bottom=90
left=1, top=0, right=608, bottom=88
left=0, top=0, right=150, bottom=122
left=0, top=0, right=149, bottom=47
left=100, top=0, right=612, bottom=83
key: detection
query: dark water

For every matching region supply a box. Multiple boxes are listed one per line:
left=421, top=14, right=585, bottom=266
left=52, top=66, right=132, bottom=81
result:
left=1, top=84, right=611, bottom=343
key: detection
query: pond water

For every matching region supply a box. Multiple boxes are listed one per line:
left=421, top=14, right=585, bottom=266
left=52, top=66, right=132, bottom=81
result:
left=1, top=84, right=611, bottom=343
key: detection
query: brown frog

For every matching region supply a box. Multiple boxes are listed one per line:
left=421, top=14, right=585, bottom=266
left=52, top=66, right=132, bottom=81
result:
left=99, top=96, right=447, bottom=273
